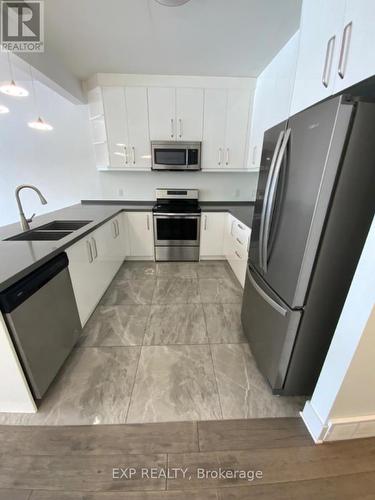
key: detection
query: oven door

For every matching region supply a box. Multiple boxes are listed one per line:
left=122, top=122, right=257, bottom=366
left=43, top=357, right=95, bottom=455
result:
left=153, top=215, right=201, bottom=246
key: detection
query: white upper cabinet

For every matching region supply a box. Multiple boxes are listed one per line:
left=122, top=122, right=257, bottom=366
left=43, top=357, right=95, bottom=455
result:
left=175, top=88, right=204, bottom=141
left=102, top=86, right=150, bottom=169
left=125, top=87, right=150, bottom=169
left=248, top=32, right=299, bottom=170
left=102, top=87, right=128, bottom=168
left=148, top=87, right=176, bottom=140
left=333, top=0, right=375, bottom=93
left=224, top=89, right=251, bottom=169
left=202, top=88, right=252, bottom=170
left=148, top=87, right=203, bottom=141
left=202, top=89, right=227, bottom=170
left=290, top=0, right=345, bottom=116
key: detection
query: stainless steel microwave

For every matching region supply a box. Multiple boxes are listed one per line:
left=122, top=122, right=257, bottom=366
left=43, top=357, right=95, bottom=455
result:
left=151, top=141, right=201, bottom=171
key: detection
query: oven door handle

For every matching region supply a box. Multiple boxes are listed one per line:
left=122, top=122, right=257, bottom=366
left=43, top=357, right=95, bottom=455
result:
left=153, top=213, right=201, bottom=218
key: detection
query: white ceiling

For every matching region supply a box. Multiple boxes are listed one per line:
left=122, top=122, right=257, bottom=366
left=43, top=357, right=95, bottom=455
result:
left=43, top=0, right=302, bottom=81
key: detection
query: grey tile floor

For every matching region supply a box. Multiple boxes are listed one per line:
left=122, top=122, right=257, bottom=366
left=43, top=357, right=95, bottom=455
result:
left=0, top=261, right=305, bottom=425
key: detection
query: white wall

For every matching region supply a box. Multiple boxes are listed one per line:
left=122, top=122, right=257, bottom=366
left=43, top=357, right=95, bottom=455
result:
left=0, top=55, right=100, bottom=226
left=95, top=170, right=258, bottom=202
left=301, top=216, right=375, bottom=442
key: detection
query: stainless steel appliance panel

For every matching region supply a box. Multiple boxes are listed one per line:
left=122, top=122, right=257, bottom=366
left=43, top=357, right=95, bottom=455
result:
left=155, top=246, right=200, bottom=262
left=1, top=255, right=81, bottom=399
left=253, top=96, right=353, bottom=308
left=154, top=215, right=201, bottom=247
left=249, top=121, right=287, bottom=274
left=241, top=266, right=302, bottom=391
left=151, top=141, right=201, bottom=171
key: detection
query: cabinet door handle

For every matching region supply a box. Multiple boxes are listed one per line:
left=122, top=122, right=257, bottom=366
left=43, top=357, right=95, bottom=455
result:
left=91, top=237, right=98, bottom=259
left=237, top=223, right=244, bottom=231
left=235, top=250, right=241, bottom=259
left=115, top=219, right=120, bottom=237
left=124, top=146, right=128, bottom=164
left=236, top=237, right=243, bottom=245
left=111, top=221, right=117, bottom=238
left=146, top=214, right=150, bottom=231
left=225, top=148, right=229, bottom=166
left=170, top=118, right=174, bottom=138
left=204, top=215, right=207, bottom=230
left=230, top=220, right=235, bottom=236
left=338, top=21, right=353, bottom=79
left=252, top=145, right=257, bottom=164
left=178, top=118, right=182, bottom=138
left=218, top=148, right=222, bottom=165
left=322, top=35, right=336, bottom=88
left=86, top=240, right=93, bottom=263
left=132, top=146, right=135, bottom=164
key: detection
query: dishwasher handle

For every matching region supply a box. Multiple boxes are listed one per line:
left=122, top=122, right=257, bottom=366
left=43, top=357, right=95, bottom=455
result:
left=0, top=253, right=69, bottom=313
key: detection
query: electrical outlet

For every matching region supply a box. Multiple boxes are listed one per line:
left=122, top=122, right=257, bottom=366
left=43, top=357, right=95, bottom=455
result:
left=235, top=188, right=240, bottom=198
left=118, top=188, right=124, bottom=197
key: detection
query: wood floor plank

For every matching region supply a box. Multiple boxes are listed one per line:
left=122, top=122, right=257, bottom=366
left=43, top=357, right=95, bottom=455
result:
left=0, top=490, right=31, bottom=500
left=28, top=489, right=218, bottom=499
left=0, top=422, right=198, bottom=456
left=216, top=471, right=375, bottom=499
left=0, top=454, right=167, bottom=492
left=198, top=417, right=313, bottom=452
left=167, top=437, right=375, bottom=490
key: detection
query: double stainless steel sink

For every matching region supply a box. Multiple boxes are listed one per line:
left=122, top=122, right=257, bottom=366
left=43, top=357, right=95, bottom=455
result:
left=5, top=220, right=92, bottom=241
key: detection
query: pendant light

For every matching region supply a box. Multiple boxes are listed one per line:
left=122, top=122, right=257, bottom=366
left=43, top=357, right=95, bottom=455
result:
left=155, top=0, right=190, bottom=5
left=27, top=65, right=53, bottom=131
left=0, top=52, right=29, bottom=97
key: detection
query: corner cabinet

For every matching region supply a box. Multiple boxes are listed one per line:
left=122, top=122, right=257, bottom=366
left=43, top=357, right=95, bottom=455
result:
left=125, top=212, right=154, bottom=259
left=101, top=86, right=151, bottom=170
left=290, top=0, right=375, bottom=116
left=66, top=215, right=126, bottom=326
left=202, top=89, right=252, bottom=171
left=199, top=212, right=226, bottom=258
left=148, top=87, right=204, bottom=141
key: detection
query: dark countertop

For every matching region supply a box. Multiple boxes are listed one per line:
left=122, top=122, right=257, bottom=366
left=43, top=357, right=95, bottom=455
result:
left=0, top=200, right=253, bottom=292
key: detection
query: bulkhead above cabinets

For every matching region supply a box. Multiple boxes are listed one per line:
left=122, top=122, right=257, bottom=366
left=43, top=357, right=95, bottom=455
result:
left=86, top=75, right=256, bottom=173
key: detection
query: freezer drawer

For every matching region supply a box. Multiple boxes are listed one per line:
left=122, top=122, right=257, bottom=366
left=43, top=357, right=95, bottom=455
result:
left=241, top=266, right=302, bottom=392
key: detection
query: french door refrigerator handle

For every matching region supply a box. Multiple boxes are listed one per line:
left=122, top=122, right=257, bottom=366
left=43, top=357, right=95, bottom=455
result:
left=247, top=267, right=287, bottom=317
left=262, top=128, right=291, bottom=274
left=259, top=129, right=285, bottom=271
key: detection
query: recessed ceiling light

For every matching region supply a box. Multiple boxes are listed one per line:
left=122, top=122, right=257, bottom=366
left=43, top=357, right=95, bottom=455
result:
left=0, top=104, right=9, bottom=114
left=28, top=116, right=53, bottom=131
left=0, top=80, right=29, bottom=97
left=155, top=0, right=191, bottom=6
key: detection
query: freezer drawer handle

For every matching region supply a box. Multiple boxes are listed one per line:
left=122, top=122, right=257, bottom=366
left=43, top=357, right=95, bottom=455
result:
left=247, top=268, right=287, bottom=317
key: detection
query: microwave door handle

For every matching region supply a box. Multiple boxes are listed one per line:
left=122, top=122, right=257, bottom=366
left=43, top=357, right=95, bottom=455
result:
left=259, top=130, right=285, bottom=272
left=262, top=128, right=291, bottom=273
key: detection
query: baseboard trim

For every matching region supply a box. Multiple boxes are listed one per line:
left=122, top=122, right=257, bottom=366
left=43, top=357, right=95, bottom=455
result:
left=324, top=414, right=375, bottom=441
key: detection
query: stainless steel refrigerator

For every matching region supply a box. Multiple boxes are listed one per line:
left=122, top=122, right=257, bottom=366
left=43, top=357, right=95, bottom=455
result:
left=241, top=94, right=375, bottom=396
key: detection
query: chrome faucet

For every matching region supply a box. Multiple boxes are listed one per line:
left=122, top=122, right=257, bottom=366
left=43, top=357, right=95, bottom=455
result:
left=15, top=184, right=48, bottom=231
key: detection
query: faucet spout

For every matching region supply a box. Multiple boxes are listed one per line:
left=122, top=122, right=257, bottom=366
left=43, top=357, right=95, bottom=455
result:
left=15, top=184, right=48, bottom=231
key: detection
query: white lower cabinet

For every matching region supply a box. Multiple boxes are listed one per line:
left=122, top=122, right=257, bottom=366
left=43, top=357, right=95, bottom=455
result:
left=66, top=216, right=126, bottom=326
left=200, top=212, right=226, bottom=259
left=125, top=211, right=154, bottom=259
left=223, top=214, right=251, bottom=287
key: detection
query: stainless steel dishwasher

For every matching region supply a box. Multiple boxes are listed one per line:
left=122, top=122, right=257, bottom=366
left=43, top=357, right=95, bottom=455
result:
left=0, top=253, right=81, bottom=399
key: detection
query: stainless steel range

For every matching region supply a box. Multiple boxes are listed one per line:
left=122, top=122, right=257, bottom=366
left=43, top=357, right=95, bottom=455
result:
left=153, top=189, right=201, bottom=261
